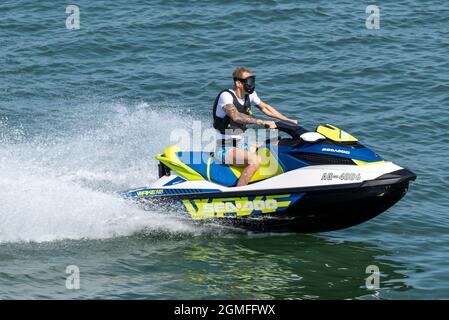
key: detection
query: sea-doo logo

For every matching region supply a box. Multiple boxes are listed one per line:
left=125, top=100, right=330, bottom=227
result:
left=182, top=194, right=303, bottom=220
left=202, top=200, right=279, bottom=214
left=322, top=147, right=350, bottom=155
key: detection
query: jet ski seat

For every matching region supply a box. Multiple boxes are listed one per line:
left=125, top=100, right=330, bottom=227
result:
left=156, top=145, right=284, bottom=187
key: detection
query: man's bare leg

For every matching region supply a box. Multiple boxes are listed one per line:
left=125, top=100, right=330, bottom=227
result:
left=225, top=148, right=261, bottom=187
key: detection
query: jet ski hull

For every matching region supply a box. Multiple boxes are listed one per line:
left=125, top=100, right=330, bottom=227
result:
left=217, top=179, right=411, bottom=233
left=124, top=168, right=415, bottom=233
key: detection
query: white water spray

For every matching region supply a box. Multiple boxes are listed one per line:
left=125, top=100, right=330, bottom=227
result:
left=0, top=103, right=212, bottom=243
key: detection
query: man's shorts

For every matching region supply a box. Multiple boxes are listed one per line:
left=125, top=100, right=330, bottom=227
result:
left=215, top=142, right=250, bottom=163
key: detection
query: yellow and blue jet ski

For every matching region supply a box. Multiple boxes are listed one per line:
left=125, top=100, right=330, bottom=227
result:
left=121, top=122, right=416, bottom=233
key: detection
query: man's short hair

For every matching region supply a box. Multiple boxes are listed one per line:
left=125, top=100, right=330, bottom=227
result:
left=232, top=67, right=252, bottom=80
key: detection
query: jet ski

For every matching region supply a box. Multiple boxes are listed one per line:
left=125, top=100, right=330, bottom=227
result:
left=121, top=122, right=416, bottom=233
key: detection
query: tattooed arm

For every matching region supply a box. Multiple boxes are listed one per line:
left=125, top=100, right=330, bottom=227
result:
left=222, top=104, right=265, bottom=126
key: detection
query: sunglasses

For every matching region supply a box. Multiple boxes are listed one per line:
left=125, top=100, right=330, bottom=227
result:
left=234, top=75, right=255, bottom=85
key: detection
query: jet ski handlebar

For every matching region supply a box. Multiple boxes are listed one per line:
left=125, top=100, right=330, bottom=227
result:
left=273, top=121, right=308, bottom=141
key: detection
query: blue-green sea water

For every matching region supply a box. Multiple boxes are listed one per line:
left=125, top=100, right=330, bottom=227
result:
left=1, top=0, right=448, bottom=299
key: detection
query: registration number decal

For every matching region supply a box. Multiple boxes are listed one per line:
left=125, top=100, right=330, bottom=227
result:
left=321, top=172, right=362, bottom=181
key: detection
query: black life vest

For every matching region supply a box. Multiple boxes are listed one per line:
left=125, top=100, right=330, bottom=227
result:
left=212, top=89, right=252, bottom=135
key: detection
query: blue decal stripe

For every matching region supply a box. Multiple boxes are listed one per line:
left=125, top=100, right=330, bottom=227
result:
left=122, top=188, right=221, bottom=198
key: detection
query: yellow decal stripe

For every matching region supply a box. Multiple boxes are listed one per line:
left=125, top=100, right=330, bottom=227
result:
left=352, top=159, right=385, bottom=166
left=206, top=157, right=212, bottom=181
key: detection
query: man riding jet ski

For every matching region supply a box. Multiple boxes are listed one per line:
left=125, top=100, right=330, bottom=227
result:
left=120, top=67, right=416, bottom=233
